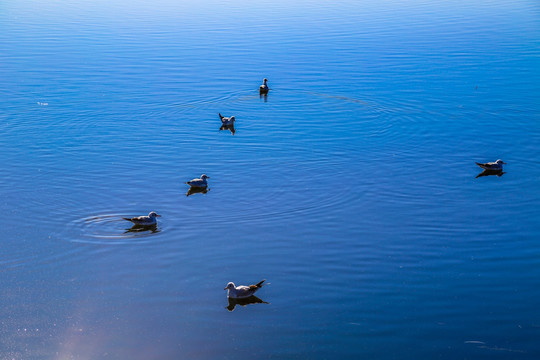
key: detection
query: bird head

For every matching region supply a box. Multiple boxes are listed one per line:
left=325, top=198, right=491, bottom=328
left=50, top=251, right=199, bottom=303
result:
left=496, top=159, right=506, bottom=165
left=224, top=282, right=235, bottom=290
left=201, top=174, right=210, bottom=180
left=148, top=212, right=161, bottom=218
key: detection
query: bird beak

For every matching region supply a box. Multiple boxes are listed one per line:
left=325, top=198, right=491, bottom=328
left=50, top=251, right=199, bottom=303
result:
left=156, top=214, right=162, bottom=217
left=502, top=162, right=507, bottom=164
left=224, top=287, right=227, bottom=290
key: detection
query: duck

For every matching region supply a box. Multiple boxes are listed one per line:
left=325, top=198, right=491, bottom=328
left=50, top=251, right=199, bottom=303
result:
left=186, top=174, right=210, bottom=188
left=219, top=113, right=235, bottom=126
left=475, top=159, right=506, bottom=171
left=123, top=211, right=161, bottom=226
left=259, top=78, right=269, bottom=94
left=224, top=279, right=266, bottom=299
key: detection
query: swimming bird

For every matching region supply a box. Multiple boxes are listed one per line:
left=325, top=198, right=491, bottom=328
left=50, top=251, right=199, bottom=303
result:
left=475, top=159, right=506, bottom=171
left=219, top=113, right=235, bottom=126
left=259, top=78, right=269, bottom=94
left=225, top=280, right=266, bottom=299
left=123, top=211, right=161, bottom=226
left=186, top=174, right=210, bottom=188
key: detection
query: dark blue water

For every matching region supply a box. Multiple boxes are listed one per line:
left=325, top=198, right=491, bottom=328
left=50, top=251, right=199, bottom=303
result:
left=1, top=0, right=539, bottom=358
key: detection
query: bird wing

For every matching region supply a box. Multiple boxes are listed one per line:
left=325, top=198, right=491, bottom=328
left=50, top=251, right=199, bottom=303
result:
left=476, top=162, right=492, bottom=169
left=188, top=179, right=202, bottom=185
left=249, top=280, right=265, bottom=289
left=124, top=216, right=148, bottom=223
left=235, top=286, right=256, bottom=297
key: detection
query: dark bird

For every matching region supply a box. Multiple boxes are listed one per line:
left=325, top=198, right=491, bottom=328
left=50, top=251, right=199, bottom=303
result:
left=219, top=113, right=235, bottom=126
left=259, top=78, right=269, bottom=94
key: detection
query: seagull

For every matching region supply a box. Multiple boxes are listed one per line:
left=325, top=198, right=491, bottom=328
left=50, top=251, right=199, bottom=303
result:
left=259, top=78, right=269, bottom=94
left=186, top=174, right=210, bottom=188
left=475, top=159, right=506, bottom=171
left=123, top=211, right=161, bottom=226
left=225, top=280, right=266, bottom=299
left=219, top=113, right=235, bottom=126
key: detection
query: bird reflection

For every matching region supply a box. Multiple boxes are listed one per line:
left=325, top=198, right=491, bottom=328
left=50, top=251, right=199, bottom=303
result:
left=186, top=186, right=210, bottom=197
left=259, top=93, right=268, bottom=102
left=476, top=169, right=505, bottom=178
left=124, top=223, right=159, bottom=234
left=226, top=295, right=269, bottom=312
left=219, top=123, right=235, bottom=135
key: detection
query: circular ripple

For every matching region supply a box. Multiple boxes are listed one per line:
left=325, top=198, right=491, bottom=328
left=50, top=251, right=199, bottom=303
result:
left=65, top=214, right=164, bottom=245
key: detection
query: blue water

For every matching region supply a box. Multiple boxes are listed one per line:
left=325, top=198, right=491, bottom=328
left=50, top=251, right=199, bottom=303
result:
left=1, top=0, right=539, bottom=358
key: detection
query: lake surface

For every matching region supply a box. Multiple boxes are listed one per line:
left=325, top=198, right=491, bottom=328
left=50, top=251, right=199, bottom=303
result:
left=1, top=0, right=539, bottom=358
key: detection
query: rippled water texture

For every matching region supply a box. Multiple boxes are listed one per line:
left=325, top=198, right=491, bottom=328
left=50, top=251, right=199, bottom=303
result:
left=0, top=0, right=539, bottom=358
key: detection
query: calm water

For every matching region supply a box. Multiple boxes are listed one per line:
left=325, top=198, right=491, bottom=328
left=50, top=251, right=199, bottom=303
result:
left=1, top=0, right=539, bottom=358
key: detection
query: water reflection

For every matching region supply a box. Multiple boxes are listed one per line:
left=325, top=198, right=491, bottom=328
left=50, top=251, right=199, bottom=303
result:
left=186, top=186, right=210, bottom=197
left=219, top=123, right=236, bottom=135
left=476, top=169, right=505, bottom=178
left=124, top=223, right=160, bottom=234
left=226, top=295, right=269, bottom=312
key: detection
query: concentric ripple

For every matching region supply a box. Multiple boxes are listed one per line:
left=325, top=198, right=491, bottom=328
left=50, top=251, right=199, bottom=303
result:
left=64, top=214, right=164, bottom=245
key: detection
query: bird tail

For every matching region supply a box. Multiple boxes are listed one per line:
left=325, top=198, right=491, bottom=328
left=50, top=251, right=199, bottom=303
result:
left=122, top=218, right=132, bottom=222
left=255, top=279, right=266, bottom=288
left=219, top=113, right=223, bottom=120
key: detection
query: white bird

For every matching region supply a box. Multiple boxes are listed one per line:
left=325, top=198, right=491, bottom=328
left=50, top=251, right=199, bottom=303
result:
left=225, top=280, right=266, bottom=299
left=219, top=113, right=235, bottom=126
left=123, top=211, right=161, bottom=226
left=475, top=159, right=506, bottom=171
left=259, top=78, right=269, bottom=93
left=186, top=174, right=210, bottom=188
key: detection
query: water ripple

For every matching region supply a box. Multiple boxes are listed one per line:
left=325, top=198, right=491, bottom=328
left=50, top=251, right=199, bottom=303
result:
left=60, top=214, right=165, bottom=245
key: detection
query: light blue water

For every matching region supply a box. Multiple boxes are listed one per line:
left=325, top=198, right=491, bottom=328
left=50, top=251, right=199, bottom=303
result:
left=0, top=0, right=539, bottom=358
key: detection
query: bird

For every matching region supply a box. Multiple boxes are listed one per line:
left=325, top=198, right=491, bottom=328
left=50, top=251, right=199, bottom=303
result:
left=123, top=211, right=161, bottom=226
left=475, top=159, right=506, bottom=171
left=186, top=174, right=210, bottom=188
left=225, top=279, right=266, bottom=299
left=219, top=113, right=235, bottom=126
left=259, top=78, right=269, bottom=94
